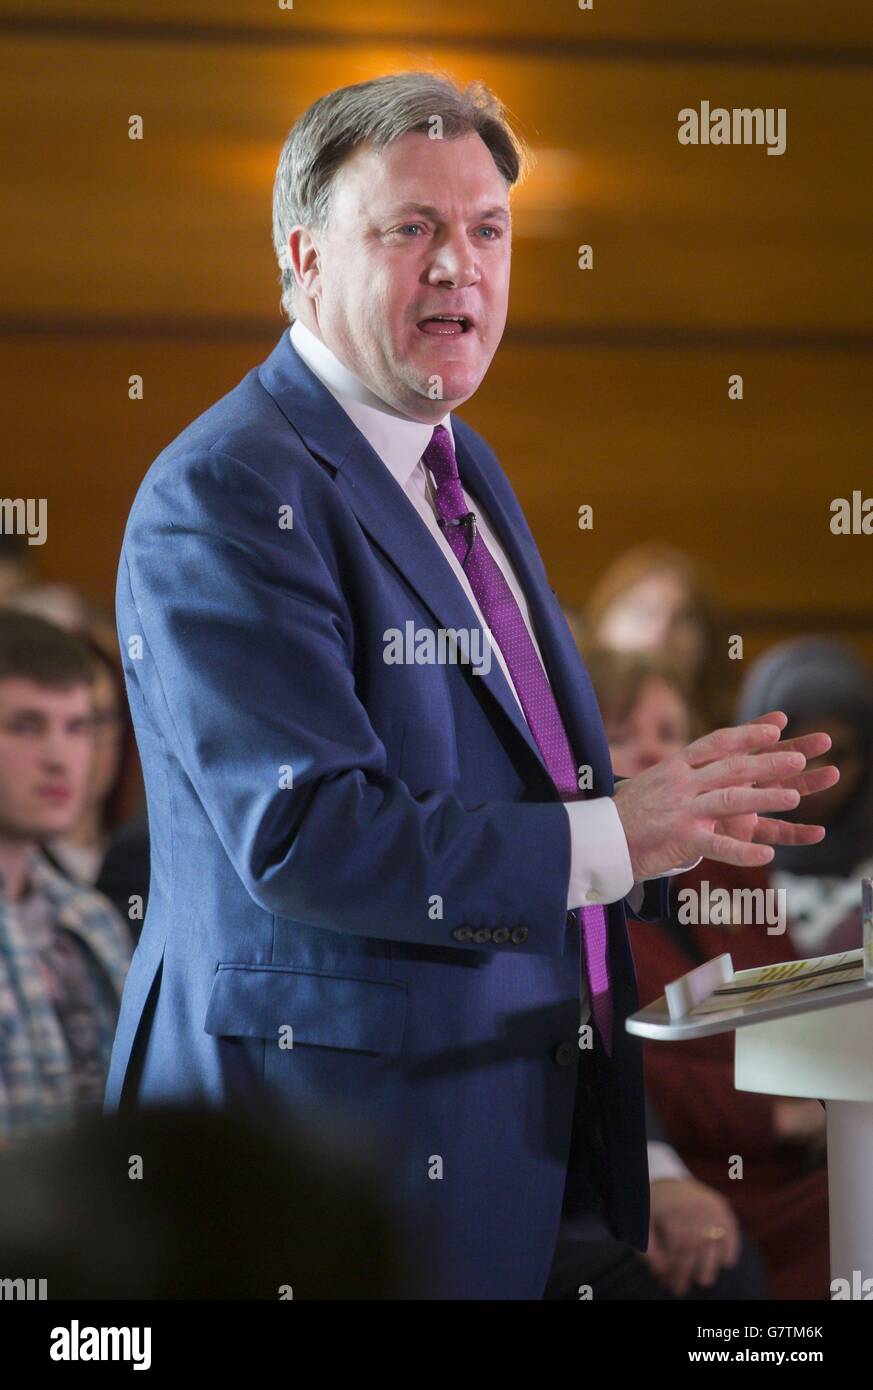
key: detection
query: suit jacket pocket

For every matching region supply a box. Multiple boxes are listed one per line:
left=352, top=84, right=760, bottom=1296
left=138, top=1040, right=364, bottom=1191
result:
left=203, top=963, right=407, bottom=1055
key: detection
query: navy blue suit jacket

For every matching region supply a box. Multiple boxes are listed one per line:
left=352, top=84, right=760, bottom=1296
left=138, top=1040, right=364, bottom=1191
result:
left=105, top=330, right=668, bottom=1299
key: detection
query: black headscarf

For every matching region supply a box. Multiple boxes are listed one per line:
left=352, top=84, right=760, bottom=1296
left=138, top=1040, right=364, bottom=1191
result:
left=736, top=637, right=873, bottom=878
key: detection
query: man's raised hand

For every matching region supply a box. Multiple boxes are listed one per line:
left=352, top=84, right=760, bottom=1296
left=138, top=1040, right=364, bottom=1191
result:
left=612, top=710, right=840, bottom=881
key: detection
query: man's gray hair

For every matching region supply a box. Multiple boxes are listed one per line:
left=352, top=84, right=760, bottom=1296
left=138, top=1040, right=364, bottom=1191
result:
left=271, top=70, right=532, bottom=321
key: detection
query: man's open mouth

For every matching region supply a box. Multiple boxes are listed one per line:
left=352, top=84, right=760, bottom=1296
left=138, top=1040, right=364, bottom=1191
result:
left=416, top=315, right=473, bottom=336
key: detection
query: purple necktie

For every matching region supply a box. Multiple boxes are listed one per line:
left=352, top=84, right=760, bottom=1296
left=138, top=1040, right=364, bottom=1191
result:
left=422, top=424, right=612, bottom=1055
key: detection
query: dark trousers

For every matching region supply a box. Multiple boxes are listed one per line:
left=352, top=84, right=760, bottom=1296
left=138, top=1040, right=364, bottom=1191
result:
left=555, top=1024, right=614, bottom=1233
left=542, top=1033, right=767, bottom=1301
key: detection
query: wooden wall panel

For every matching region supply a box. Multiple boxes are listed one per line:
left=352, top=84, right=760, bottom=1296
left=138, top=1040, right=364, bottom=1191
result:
left=2, top=36, right=871, bottom=330
left=7, top=1, right=873, bottom=48
left=4, top=333, right=870, bottom=657
left=1, top=2, right=870, bottom=678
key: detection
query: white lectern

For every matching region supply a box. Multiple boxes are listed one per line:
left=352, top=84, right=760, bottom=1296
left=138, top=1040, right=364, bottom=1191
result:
left=627, top=890, right=873, bottom=1298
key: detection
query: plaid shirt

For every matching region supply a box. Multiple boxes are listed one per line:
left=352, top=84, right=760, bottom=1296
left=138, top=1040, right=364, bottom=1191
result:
left=0, top=849, right=133, bottom=1145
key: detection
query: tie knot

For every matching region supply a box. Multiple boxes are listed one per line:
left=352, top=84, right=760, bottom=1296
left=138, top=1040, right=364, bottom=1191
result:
left=422, top=424, right=459, bottom=488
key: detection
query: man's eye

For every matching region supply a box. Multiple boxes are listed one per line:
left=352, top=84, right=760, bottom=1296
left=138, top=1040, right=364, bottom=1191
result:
left=476, top=226, right=501, bottom=239
left=396, top=224, right=425, bottom=236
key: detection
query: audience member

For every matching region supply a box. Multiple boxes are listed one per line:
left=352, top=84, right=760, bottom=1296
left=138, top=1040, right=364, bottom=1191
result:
left=7, top=584, right=144, bottom=890
left=0, top=611, right=133, bottom=1145
left=45, top=641, right=136, bottom=888
left=737, top=637, right=873, bottom=956
left=580, top=544, right=735, bottom=729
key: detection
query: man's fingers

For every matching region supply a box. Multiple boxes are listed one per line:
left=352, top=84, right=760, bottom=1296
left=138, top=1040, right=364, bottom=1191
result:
left=685, top=719, right=784, bottom=768
left=627, top=711, right=837, bottom=878
left=693, top=748, right=806, bottom=792
left=753, top=764, right=840, bottom=797
left=698, top=832, right=776, bottom=867
left=687, top=716, right=834, bottom=776
left=768, top=730, right=831, bottom=760
left=743, top=709, right=789, bottom=731
left=696, top=786, right=800, bottom=818
left=751, top=818, right=827, bottom=847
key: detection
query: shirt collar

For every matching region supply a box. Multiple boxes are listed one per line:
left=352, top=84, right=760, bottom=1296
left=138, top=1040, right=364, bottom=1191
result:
left=0, top=846, right=53, bottom=905
left=289, top=319, right=453, bottom=491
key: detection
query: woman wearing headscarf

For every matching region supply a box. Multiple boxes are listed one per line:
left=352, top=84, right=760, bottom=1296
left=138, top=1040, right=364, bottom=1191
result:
left=736, top=637, right=873, bottom=956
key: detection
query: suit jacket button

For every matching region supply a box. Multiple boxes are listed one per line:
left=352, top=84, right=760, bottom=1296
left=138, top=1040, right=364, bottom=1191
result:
left=492, top=927, right=510, bottom=944
left=452, top=927, right=473, bottom=941
left=554, top=1041, right=575, bottom=1067
left=473, top=927, right=492, bottom=944
left=510, top=926, right=528, bottom=944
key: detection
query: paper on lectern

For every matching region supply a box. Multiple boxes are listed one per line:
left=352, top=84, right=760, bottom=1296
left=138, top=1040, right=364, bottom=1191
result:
left=689, top=947, right=865, bottom=1018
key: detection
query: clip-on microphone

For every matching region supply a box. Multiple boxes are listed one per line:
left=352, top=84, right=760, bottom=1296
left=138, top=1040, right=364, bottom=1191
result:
left=437, top=511, right=478, bottom=569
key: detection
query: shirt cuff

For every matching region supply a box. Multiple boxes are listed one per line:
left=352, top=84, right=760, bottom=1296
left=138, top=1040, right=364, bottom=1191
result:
left=565, top=797, right=635, bottom=909
left=565, top=798, right=702, bottom=912
left=660, top=857, right=703, bottom=878
left=647, top=1141, right=693, bottom=1183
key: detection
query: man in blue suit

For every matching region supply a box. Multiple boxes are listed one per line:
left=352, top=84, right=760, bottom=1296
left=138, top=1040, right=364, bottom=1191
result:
left=105, top=72, right=835, bottom=1299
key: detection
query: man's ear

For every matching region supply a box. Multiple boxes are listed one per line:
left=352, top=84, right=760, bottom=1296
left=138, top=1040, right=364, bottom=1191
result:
left=288, top=226, right=321, bottom=298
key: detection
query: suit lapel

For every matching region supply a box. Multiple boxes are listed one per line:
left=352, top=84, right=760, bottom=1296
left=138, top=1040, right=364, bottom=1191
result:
left=258, top=333, right=612, bottom=791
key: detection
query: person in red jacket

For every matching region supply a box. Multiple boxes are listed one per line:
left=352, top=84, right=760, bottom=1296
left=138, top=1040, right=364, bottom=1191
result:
left=585, top=645, right=831, bottom=1300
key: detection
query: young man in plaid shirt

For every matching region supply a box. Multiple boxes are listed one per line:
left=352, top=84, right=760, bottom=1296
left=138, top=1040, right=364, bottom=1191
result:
left=0, top=611, right=132, bottom=1144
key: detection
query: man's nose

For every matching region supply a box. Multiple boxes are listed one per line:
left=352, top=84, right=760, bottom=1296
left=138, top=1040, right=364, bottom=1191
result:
left=40, top=731, right=74, bottom=770
left=427, top=232, right=479, bottom=287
